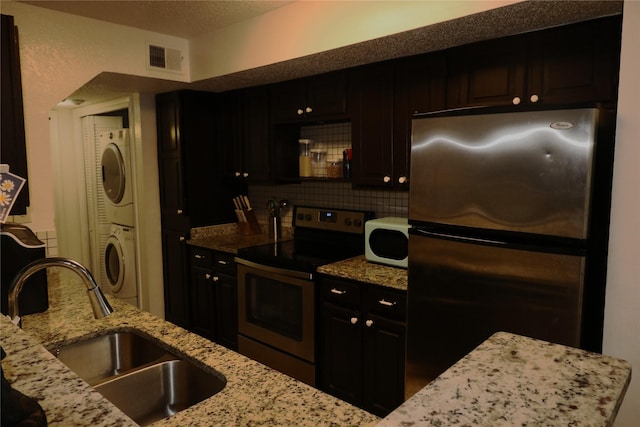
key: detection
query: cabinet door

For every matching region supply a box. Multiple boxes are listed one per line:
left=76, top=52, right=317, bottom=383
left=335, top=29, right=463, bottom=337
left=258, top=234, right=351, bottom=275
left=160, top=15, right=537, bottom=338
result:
left=190, top=265, right=216, bottom=340
left=241, top=87, right=271, bottom=182
left=528, top=17, right=621, bottom=105
left=363, top=314, right=406, bottom=417
left=306, top=71, right=348, bottom=121
left=447, top=37, right=526, bottom=108
left=156, top=93, right=188, bottom=228
left=161, top=229, right=190, bottom=328
left=350, top=62, right=395, bottom=187
left=320, top=302, right=363, bottom=405
left=215, top=273, right=238, bottom=350
left=394, top=54, right=447, bottom=189
left=270, top=79, right=307, bottom=122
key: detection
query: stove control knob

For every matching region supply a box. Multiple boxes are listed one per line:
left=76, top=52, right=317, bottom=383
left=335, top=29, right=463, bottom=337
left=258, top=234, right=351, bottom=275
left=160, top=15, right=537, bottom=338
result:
left=344, top=218, right=352, bottom=226
left=353, top=219, right=362, bottom=227
left=305, top=214, right=312, bottom=221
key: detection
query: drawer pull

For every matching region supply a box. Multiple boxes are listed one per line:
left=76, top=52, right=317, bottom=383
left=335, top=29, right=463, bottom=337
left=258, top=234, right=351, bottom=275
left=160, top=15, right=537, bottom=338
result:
left=195, top=254, right=204, bottom=259
left=330, top=288, right=347, bottom=295
left=378, top=299, right=397, bottom=307
left=217, top=260, right=229, bottom=265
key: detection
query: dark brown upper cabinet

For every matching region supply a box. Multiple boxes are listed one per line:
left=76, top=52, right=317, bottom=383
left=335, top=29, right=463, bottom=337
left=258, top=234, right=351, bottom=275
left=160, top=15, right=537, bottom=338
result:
left=447, top=16, right=621, bottom=109
left=270, top=71, right=348, bottom=123
left=219, top=87, right=272, bottom=184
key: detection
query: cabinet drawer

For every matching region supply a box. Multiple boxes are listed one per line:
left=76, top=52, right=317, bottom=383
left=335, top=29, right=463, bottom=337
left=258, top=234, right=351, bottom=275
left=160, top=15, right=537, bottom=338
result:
left=321, top=278, right=362, bottom=308
left=214, top=251, right=236, bottom=276
left=367, top=286, right=406, bottom=321
left=190, top=247, right=213, bottom=267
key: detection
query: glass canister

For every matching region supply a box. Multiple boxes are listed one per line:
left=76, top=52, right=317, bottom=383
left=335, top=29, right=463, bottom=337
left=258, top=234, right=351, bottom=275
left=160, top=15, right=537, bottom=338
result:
left=299, top=139, right=313, bottom=177
left=310, top=148, right=327, bottom=177
left=326, top=157, right=343, bottom=178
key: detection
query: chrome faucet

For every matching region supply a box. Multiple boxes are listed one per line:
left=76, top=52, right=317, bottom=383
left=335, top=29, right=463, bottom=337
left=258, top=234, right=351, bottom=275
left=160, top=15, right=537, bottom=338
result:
left=8, top=257, right=113, bottom=327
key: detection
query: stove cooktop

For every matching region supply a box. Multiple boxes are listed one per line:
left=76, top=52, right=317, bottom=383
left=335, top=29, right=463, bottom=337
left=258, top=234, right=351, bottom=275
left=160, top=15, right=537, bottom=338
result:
left=236, top=206, right=374, bottom=273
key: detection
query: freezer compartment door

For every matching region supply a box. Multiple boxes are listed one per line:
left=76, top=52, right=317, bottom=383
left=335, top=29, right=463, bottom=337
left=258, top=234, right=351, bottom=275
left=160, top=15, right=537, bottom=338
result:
left=410, top=108, right=598, bottom=239
left=405, top=231, right=585, bottom=399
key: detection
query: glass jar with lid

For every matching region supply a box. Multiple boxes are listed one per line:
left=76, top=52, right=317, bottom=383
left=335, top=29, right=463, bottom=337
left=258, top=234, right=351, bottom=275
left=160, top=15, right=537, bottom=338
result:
left=299, top=139, right=313, bottom=177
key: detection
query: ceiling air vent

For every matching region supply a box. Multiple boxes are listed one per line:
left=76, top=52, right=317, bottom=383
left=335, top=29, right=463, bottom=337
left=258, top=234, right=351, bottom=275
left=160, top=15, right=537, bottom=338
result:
left=146, top=43, right=183, bottom=73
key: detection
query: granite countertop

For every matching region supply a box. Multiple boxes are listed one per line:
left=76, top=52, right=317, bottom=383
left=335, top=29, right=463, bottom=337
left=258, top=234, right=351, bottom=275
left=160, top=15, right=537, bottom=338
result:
left=0, top=272, right=379, bottom=427
left=187, top=223, right=292, bottom=254
left=318, top=255, right=408, bottom=291
left=378, top=331, right=631, bottom=427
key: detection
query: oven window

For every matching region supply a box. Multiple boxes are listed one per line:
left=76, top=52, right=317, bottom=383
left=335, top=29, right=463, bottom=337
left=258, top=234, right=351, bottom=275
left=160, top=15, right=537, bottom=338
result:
left=246, top=273, right=303, bottom=341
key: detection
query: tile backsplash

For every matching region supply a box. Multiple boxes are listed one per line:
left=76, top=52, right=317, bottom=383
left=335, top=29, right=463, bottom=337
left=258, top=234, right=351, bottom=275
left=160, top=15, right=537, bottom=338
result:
left=249, top=181, right=408, bottom=226
left=35, top=230, right=58, bottom=256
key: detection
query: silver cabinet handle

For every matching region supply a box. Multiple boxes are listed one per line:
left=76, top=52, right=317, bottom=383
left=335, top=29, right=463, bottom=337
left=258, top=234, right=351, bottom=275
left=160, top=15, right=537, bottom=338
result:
left=217, top=260, right=229, bottom=265
left=378, top=299, right=397, bottom=307
left=195, top=254, right=204, bottom=259
left=365, top=319, right=374, bottom=327
left=350, top=317, right=359, bottom=325
left=331, top=288, right=347, bottom=295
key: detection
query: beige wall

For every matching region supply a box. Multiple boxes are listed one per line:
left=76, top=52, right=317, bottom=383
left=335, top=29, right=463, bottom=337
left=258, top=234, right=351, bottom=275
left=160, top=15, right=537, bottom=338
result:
left=603, top=2, right=640, bottom=426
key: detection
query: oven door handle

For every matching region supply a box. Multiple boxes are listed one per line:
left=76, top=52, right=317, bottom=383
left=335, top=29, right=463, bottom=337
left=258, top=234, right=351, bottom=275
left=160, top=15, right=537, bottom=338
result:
left=235, top=257, right=314, bottom=281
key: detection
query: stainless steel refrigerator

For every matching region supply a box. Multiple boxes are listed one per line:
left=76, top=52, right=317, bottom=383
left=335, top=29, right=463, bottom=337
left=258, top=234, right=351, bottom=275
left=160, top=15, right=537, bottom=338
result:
left=406, top=105, right=616, bottom=398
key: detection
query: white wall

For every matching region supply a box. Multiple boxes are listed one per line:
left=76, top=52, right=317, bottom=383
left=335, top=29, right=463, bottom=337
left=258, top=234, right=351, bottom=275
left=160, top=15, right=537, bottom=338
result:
left=190, top=0, right=519, bottom=80
left=603, top=2, right=640, bottom=426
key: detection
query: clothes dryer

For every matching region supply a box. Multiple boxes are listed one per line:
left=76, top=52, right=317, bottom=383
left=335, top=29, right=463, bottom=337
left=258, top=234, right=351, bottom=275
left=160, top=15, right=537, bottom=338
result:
left=103, top=224, right=138, bottom=307
left=100, top=129, right=134, bottom=226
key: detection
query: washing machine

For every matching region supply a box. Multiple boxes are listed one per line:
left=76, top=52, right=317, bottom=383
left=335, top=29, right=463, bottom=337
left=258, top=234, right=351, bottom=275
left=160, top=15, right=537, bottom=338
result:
left=103, top=224, right=138, bottom=307
left=100, top=129, right=135, bottom=227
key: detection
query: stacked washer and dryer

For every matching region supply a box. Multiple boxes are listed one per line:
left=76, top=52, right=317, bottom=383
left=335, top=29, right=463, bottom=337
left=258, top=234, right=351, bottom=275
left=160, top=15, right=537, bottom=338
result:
left=100, top=129, right=138, bottom=307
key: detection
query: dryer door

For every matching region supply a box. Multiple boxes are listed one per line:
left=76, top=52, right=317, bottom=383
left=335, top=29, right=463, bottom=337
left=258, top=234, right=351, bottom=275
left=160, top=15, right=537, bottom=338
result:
left=104, top=234, right=125, bottom=293
left=101, top=143, right=126, bottom=204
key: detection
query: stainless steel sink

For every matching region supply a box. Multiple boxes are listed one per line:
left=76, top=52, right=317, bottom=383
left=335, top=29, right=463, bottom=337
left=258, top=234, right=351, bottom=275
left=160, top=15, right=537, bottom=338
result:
left=95, top=359, right=226, bottom=426
left=50, top=330, right=226, bottom=425
left=51, top=331, right=175, bottom=386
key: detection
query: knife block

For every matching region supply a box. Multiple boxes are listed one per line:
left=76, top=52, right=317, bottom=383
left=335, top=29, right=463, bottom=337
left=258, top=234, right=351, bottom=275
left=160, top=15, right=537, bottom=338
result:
left=238, top=209, right=262, bottom=235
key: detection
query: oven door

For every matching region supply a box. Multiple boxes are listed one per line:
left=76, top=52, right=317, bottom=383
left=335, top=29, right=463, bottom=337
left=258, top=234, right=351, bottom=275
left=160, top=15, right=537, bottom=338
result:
left=236, top=259, right=315, bottom=365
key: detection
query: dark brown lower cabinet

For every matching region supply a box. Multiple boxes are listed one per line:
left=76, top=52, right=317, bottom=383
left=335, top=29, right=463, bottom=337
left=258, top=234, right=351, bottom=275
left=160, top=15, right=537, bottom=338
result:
left=189, top=246, right=238, bottom=350
left=319, top=276, right=406, bottom=417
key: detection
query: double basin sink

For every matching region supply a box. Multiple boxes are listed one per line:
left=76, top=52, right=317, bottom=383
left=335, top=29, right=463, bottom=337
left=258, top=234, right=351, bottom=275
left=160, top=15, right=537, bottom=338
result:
left=50, top=330, right=226, bottom=425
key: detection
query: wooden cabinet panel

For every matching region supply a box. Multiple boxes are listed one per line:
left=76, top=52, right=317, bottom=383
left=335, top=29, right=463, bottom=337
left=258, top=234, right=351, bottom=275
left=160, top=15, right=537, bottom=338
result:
left=161, top=229, right=190, bottom=328
left=190, top=264, right=216, bottom=340
left=350, top=62, right=395, bottom=188
left=319, top=276, right=406, bottom=417
left=320, top=302, right=363, bottom=403
left=446, top=16, right=621, bottom=109
left=270, top=71, right=347, bottom=123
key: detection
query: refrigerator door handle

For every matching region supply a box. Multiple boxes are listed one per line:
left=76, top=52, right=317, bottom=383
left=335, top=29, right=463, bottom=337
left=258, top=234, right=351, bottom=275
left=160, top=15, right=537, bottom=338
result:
left=412, top=228, right=508, bottom=247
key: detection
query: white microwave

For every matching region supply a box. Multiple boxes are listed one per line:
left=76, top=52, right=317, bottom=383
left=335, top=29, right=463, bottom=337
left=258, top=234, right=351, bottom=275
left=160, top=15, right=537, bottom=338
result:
left=364, top=217, right=409, bottom=268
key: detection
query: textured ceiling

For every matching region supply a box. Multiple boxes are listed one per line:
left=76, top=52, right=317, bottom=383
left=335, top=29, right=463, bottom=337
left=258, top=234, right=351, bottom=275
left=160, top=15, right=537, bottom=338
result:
left=19, top=0, right=295, bottom=38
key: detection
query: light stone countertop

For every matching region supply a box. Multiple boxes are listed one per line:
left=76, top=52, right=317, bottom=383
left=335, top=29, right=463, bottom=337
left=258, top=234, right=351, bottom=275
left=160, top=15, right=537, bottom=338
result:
left=0, top=271, right=380, bottom=427
left=378, top=331, right=631, bottom=427
left=317, top=255, right=408, bottom=291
